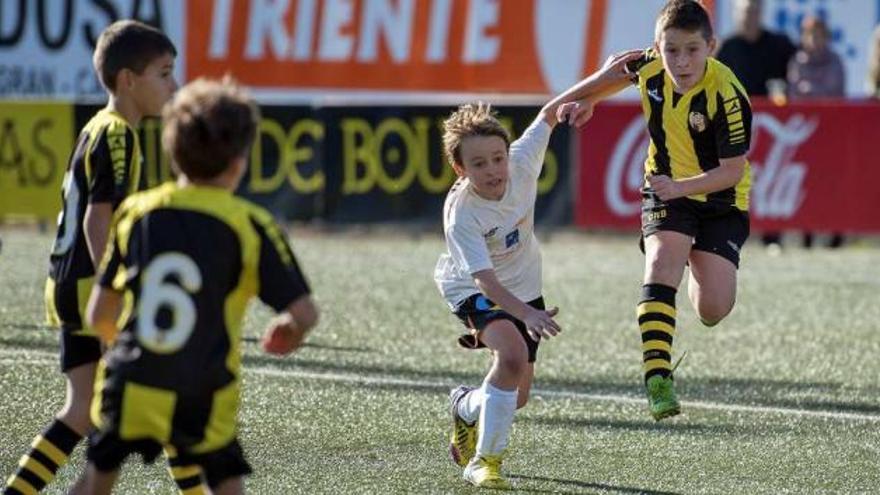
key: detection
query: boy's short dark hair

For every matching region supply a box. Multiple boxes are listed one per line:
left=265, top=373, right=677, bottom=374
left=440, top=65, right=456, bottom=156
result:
left=162, top=78, right=259, bottom=180
left=93, top=20, right=177, bottom=92
left=655, top=0, right=714, bottom=41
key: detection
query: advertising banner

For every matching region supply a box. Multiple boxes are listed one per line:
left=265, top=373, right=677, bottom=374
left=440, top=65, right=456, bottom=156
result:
left=71, top=104, right=571, bottom=224
left=188, top=0, right=608, bottom=96
left=3, top=1, right=878, bottom=101
left=576, top=101, right=880, bottom=233
left=0, top=0, right=185, bottom=100
left=0, top=102, right=73, bottom=220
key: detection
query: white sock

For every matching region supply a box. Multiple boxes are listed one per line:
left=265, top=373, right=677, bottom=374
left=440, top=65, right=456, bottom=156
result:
left=475, top=383, right=518, bottom=456
left=457, top=387, right=483, bottom=425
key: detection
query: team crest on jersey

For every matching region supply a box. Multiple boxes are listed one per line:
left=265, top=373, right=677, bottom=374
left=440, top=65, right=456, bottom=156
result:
left=688, top=112, right=707, bottom=133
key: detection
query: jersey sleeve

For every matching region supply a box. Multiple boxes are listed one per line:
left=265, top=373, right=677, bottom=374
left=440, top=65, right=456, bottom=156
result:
left=252, top=217, right=311, bottom=312
left=88, top=122, right=136, bottom=208
left=508, top=119, right=552, bottom=180
left=445, top=214, right=493, bottom=275
left=713, top=80, right=753, bottom=159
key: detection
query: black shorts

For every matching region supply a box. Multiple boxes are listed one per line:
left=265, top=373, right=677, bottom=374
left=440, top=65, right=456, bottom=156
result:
left=453, top=294, right=545, bottom=363
left=59, top=331, right=102, bottom=373
left=87, top=432, right=252, bottom=488
left=641, top=189, right=750, bottom=268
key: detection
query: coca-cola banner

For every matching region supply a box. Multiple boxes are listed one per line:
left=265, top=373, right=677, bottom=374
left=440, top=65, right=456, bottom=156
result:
left=577, top=101, right=880, bottom=233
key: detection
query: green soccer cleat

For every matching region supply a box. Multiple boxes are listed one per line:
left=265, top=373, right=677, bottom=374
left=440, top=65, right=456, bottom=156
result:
left=646, top=374, right=681, bottom=421
left=448, top=385, right=478, bottom=467
left=463, top=454, right=511, bottom=490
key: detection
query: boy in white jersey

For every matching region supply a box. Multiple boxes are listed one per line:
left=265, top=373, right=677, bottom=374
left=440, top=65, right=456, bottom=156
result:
left=435, top=54, right=639, bottom=489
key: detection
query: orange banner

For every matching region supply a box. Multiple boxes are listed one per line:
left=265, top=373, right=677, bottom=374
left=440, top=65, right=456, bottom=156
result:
left=187, top=0, right=609, bottom=95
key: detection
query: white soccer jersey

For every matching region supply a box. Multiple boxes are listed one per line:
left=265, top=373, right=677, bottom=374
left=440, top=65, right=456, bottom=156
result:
left=434, top=119, right=552, bottom=309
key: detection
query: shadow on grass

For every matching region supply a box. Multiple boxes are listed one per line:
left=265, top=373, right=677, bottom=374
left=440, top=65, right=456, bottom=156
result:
left=517, top=415, right=760, bottom=435
left=241, top=336, right=372, bottom=353
left=509, top=474, right=682, bottom=495
left=0, top=335, right=57, bottom=353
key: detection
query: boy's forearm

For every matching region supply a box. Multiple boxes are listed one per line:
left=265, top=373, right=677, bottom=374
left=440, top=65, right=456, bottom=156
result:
left=539, top=72, right=633, bottom=127
left=86, top=287, right=122, bottom=344
left=675, top=159, right=745, bottom=197
left=472, top=270, right=532, bottom=321
left=284, top=295, right=319, bottom=334
left=84, top=203, right=113, bottom=268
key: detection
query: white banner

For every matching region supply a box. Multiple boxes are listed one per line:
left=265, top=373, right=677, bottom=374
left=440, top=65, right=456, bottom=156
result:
left=0, top=0, right=185, bottom=101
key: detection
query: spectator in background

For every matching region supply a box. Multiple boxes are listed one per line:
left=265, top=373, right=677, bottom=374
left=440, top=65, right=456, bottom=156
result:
left=868, top=25, right=880, bottom=98
left=716, top=0, right=796, bottom=250
left=788, top=15, right=845, bottom=248
left=717, top=0, right=796, bottom=97
left=787, top=16, right=845, bottom=99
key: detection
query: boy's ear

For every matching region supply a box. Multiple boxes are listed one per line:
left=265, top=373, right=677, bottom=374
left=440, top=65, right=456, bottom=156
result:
left=451, top=161, right=466, bottom=178
left=116, top=68, right=135, bottom=92
left=708, top=36, right=717, bottom=54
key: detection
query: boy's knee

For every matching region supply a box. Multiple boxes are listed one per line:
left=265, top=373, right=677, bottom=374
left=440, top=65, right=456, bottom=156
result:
left=697, top=300, right=733, bottom=327
left=496, top=351, right=528, bottom=379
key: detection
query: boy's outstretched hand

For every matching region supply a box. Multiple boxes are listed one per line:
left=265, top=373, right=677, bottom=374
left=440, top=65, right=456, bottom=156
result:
left=521, top=306, right=562, bottom=342
left=261, top=314, right=307, bottom=355
left=599, top=49, right=646, bottom=84
left=556, top=101, right=594, bottom=129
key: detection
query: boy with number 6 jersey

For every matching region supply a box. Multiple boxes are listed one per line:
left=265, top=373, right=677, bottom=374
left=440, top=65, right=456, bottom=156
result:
left=77, top=78, right=319, bottom=495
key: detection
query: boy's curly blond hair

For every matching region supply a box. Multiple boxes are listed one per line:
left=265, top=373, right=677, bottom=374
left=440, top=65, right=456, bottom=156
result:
left=442, top=102, right=511, bottom=166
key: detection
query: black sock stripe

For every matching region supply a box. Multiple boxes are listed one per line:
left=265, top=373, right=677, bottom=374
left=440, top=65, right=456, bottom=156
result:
left=643, top=350, right=672, bottom=362
left=641, top=330, right=673, bottom=345
left=16, top=468, right=46, bottom=491
left=167, top=456, right=185, bottom=467
left=645, top=368, right=671, bottom=381
left=641, top=283, right=677, bottom=304
left=44, top=420, right=82, bottom=453
left=175, top=475, right=204, bottom=490
left=638, top=313, right=676, bottom=327
left=5, top=486, right=26, bottom=495
left=29, top=449, right=60, bottom=472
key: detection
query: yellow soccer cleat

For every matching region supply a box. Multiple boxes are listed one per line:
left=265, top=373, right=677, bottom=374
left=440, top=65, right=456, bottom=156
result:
left=448, top=385, right=478, bottom=467
left=462, top=454, right=511, bottom=490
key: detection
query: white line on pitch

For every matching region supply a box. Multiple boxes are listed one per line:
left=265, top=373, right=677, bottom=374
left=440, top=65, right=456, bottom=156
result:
left=2, top=348, right=879, bottom=423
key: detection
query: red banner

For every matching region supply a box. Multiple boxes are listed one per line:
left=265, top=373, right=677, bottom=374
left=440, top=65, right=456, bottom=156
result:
left=576, top=100, right=880, bottom=233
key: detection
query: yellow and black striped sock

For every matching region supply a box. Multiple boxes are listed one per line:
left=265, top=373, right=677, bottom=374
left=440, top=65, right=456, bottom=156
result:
left=165, top=448, right=209, bottom=495
left=4, top=419, right=81, bottom=495
left=637, top=283, right=677, bottom=382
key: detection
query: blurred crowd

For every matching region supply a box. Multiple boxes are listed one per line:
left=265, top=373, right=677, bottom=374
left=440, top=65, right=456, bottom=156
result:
left=715, top=0, right=880, bottom=250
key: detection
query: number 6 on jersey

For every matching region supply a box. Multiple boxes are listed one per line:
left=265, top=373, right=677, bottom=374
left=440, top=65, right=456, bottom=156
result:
left=137, top=252, right=202, bottom=353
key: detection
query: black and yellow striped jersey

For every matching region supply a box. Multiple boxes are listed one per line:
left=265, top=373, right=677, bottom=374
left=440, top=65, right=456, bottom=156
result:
left=46, top=109, right=142, bottom=331
left=632, top=49, right=752, bottom=210
left=91, top=182, right=310, bottom=453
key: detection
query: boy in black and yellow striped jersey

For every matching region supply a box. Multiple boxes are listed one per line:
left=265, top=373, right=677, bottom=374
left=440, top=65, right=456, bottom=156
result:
left=76, top=78, right=318, bottom=494
left=3, top=20, right=190, bottom=495
left=583, top=0, right=752, bottom=420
